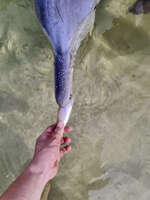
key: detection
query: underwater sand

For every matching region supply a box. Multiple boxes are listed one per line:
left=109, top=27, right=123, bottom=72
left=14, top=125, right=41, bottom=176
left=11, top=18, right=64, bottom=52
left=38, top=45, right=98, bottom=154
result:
left=0, top=0, right=150, bottom=199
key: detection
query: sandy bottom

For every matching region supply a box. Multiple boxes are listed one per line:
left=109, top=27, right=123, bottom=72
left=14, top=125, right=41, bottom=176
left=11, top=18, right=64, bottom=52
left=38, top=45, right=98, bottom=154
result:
left=0, top=0, right=150, bottom=199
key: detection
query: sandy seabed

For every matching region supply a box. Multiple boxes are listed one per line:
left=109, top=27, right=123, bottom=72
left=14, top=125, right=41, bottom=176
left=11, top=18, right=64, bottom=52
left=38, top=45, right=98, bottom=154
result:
left=0, top=0, right=150, bottom=199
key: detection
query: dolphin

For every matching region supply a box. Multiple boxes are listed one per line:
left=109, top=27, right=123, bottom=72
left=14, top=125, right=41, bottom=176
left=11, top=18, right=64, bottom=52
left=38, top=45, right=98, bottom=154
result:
left=34, top=0, right=100, bottom=125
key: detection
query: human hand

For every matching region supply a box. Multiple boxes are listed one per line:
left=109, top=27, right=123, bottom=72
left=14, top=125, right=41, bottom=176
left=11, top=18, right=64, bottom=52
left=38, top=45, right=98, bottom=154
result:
left=30, top=122, right=72, bottom=182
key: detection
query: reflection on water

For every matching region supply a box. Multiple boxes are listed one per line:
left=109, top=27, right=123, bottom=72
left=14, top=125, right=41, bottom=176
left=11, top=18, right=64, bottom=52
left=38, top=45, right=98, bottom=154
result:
left=0, top=0, right=150, bottom=199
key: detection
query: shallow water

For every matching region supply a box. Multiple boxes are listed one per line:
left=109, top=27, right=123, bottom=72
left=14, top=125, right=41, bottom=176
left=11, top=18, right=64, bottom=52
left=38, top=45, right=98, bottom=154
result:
left=0, top=0, right=150, bottom=199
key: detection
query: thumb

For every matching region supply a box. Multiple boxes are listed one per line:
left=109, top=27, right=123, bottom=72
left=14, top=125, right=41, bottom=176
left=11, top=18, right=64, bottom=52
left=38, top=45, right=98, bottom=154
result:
left=54, top=121, right=64, bottom=138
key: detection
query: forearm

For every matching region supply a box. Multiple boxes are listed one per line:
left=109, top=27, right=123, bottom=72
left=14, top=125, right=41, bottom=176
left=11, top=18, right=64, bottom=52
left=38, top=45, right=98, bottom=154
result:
left=0, top=161, right=48, bottom=200
left=0, top=122, right=71, bottom=200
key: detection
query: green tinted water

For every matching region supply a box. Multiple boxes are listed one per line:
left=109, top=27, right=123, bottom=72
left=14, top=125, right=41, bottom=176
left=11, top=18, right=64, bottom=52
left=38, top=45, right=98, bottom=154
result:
left=0, top=0, right=150, bottom=199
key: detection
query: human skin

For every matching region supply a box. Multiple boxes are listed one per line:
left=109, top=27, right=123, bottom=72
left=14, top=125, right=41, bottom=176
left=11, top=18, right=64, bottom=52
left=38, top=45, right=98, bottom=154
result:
left=0, top=121, right=72, bottom=200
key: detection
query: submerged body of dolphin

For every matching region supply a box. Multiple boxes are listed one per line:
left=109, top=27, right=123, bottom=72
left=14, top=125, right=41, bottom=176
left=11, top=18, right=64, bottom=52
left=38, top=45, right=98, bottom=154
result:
left=129, top=0, right=150, bottom=14
left=34, top=0, right=100, bottom=124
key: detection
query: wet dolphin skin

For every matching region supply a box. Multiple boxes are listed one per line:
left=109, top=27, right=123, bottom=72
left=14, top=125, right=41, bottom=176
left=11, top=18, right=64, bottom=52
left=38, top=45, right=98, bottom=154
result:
left=34, top=0, right=98, bottom=124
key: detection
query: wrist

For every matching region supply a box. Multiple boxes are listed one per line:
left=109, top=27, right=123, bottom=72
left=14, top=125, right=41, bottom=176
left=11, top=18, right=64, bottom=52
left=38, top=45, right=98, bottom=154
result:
left=26, top=160, right=49, bottom=184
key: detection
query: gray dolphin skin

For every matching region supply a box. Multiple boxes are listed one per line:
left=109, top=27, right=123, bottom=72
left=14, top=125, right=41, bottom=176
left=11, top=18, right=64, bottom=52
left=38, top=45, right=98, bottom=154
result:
left=34, top=0, right=99, bottom=124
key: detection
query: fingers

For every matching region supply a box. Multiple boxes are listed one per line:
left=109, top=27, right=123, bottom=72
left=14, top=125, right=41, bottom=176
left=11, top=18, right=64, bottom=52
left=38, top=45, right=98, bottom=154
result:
left=61, top=136, right=71, bottom=145
left=40, top=123, right=72, bottom=145
left=54, top=121, right=64, bottom=137
left=60, top=127, right=72, bottom=144
left=43, top=124, right=72, bottom=137
left=54, top=122, right=72, bottom=138
left=64, top=126, right=72, bottom=133
left=60, top=135, right=71, bottom=158
left=60, top=145, right=71, bottom=158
